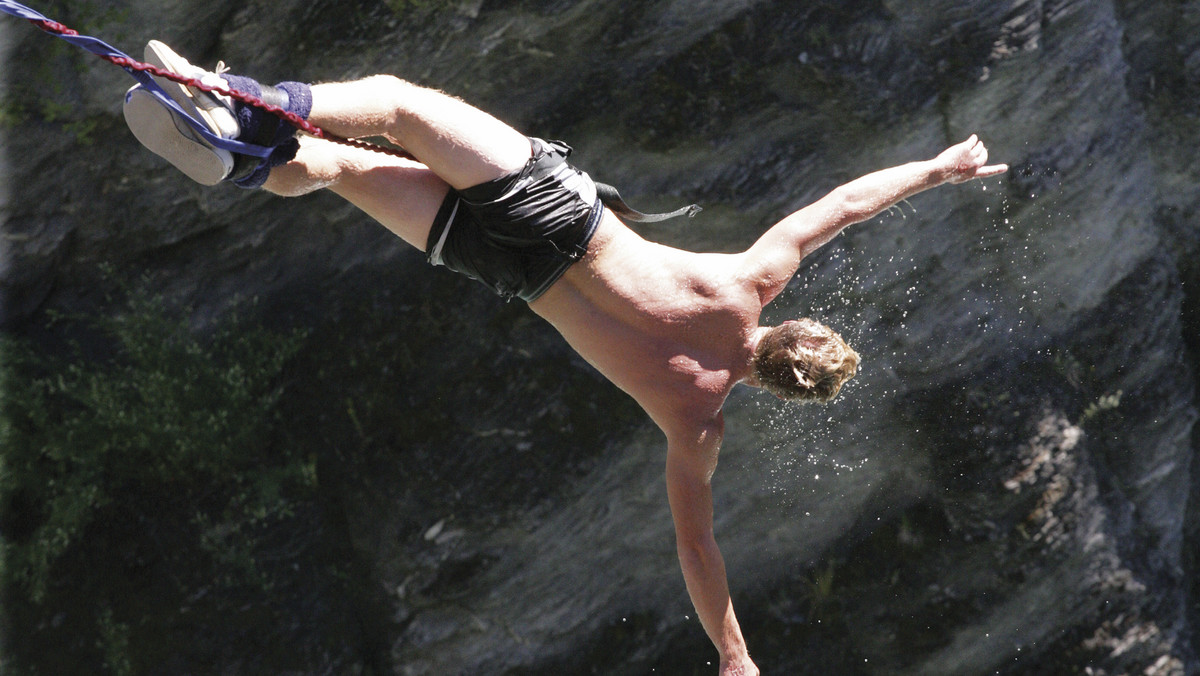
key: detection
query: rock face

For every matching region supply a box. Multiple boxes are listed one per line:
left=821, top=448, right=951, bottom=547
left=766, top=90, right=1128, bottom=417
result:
left=4, top=0, right=1200, bottom=674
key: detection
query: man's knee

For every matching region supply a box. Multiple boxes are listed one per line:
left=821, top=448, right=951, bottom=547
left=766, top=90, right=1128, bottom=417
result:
left=360, top=74, right=424, bottom=106
left=354, top=74, right=429, bottom=129
left=360, top=73, right=408, bottom=92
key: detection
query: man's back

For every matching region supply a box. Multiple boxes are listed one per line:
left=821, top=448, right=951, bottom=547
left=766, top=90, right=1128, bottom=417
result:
left=532, top=211, right=765, bottom=433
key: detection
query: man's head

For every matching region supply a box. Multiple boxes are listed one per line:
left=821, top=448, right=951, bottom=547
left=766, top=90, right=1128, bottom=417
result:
left=752, top=318, right=860, bottom=403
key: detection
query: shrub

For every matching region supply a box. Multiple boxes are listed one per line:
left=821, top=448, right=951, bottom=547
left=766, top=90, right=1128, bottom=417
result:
left=0, top=288, right=309, bottom=602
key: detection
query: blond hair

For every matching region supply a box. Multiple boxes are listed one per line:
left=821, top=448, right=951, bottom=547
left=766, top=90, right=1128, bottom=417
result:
left=752, top=318, right=860, bottom=402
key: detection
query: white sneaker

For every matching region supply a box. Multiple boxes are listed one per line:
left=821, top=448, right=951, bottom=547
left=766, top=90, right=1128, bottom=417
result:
left=121, top=41, right=240, bottom=185
left=142, top=40, right=240, bottom=139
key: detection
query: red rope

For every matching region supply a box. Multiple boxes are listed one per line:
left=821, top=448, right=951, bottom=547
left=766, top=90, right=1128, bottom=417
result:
left=28, top=18, right=412, bottom=161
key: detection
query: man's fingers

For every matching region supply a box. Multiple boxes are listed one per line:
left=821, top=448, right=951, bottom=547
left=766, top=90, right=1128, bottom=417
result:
left=942, top=136, right=1005, bottom=181
left=976, top=163, right=1008, bottom=178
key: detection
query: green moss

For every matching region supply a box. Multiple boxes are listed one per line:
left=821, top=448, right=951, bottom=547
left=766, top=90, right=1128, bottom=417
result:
left=0, top=97, right=26, bottom=128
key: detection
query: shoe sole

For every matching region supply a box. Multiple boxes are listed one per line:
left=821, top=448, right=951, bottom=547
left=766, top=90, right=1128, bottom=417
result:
left=123, top=86, right=232, bottom=186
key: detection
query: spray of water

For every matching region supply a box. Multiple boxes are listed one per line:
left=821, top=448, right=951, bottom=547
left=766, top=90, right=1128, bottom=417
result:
left=748, top=165, right=1062, bottom=504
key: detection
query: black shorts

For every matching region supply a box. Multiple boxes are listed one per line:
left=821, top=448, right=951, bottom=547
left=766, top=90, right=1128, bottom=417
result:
left=425, top=138, right=602, bottom=302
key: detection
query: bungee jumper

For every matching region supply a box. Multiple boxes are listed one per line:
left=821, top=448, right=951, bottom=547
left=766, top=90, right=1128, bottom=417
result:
left=3, top=4, right=1007, bottom=674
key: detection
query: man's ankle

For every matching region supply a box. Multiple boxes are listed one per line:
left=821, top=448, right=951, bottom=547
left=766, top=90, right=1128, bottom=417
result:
left=222, top=76, right=313, bottom=188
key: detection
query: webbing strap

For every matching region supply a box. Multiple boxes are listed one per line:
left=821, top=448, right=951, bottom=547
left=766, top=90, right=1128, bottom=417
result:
left=0, top=0, right=409, bottom=161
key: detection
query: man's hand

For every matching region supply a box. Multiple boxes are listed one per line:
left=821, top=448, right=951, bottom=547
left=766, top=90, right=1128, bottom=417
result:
left=935, top=134, right=1008, bottom=184
left=721, top=653, right=760, bottom=676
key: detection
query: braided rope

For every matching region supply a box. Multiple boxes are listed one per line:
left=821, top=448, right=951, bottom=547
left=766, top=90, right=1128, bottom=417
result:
left=22, top=13, right=412, bottom=161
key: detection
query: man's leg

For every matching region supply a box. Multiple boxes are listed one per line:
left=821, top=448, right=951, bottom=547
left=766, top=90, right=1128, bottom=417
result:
left=299, top=75, right=533, bottom=190
left=263, top=135, right=451, bottom=251
left=125, top=46, right=527, bottom=247
left=262, top=75, right=536, bottom=248
left=128, top=42, right=532, bottom=191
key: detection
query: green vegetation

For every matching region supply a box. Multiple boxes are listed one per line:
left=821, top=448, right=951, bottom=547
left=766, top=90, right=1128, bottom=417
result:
left=96, top=606, right=134, bottom=676
left=803, top=559, right=839, bottom=623
left=0, top=287, right=310, bottom=604
left=1079, top=390, right=1123, bottom=427
left=0, top=97, right=26, bottom=129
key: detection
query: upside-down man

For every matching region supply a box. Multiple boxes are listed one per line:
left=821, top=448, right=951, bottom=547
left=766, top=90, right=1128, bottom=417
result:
left=123, top=41, right=1007, bottom=675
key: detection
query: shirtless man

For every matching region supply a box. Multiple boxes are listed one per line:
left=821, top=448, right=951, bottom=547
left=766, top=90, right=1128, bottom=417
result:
left=123, top=41, right=1007, bottom=675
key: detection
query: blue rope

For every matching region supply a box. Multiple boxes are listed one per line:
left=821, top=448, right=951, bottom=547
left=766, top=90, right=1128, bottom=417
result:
left=0, top=0, right=273, bottom=158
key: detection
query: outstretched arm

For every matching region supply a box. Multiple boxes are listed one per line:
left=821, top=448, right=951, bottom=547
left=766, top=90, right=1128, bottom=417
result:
left=666, top=417, right=759, bottom=676
left=744, top=135, right=1007, bottom=305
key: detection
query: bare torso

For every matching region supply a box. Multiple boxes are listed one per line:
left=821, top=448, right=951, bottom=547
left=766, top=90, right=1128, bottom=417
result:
left=530, top=210, right=766, bottom=434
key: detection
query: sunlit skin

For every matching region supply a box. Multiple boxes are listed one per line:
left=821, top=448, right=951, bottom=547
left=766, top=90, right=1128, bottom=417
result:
left=261, top=75, right=1006, bottom=675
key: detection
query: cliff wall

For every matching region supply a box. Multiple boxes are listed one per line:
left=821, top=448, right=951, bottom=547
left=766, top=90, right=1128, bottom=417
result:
left=3, top=1, right=1199, bottom=673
